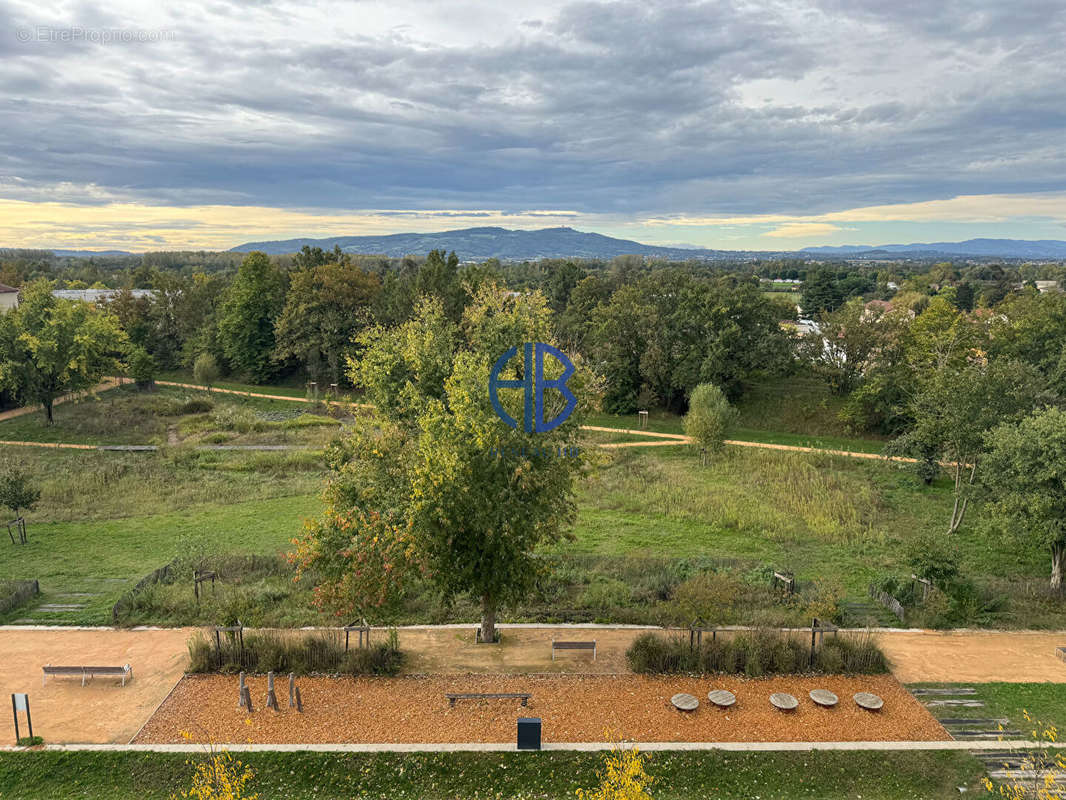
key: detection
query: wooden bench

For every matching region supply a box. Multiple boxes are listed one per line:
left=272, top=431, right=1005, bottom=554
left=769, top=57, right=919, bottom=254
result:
left=42, top=664, right=133, bottom=687
left=446, top=692, right=530, bottom=707
left=551, top=640, right=596, bottom=660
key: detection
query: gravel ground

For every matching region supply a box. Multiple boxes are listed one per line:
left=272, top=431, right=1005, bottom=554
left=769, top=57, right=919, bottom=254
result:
left=133, top=673, right=947, bottom=744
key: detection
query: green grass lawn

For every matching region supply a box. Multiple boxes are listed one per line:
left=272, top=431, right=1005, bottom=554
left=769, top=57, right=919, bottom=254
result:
left=912, top=682, right=1066, bottom=731
left=0, top=492, right=322, bottom=624
left=0, top=750, right=987, bottom=799
left=585, top=373, right=889, bottom=455
left=157, top=369, right=320, bottom=399
left=0, top=384, right=334, bottom=446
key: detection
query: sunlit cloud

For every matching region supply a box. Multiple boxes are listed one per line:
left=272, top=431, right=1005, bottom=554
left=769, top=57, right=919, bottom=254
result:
left=0, top=199, right=589, bottom=250
left=641, top=192, right=1066, bottom=228
left=762, top=222, right=845, bottom=239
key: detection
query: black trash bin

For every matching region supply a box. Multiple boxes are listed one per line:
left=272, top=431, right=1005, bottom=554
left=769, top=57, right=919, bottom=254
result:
left=517, top=717, right=541, bottom=750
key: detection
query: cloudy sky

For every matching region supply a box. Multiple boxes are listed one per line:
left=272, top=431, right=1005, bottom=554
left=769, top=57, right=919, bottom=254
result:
left=2, top=0, right=1065, bottom=251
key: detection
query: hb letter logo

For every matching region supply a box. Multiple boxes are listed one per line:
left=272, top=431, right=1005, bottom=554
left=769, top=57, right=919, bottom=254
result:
left=489, top=342, right=577, bottom=432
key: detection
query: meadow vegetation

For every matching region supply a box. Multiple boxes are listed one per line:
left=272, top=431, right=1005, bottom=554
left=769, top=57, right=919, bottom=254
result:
left=0, top=749, right=987, bottom=800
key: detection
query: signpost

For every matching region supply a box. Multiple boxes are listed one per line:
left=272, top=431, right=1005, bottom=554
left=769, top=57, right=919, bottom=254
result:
left=11, top=693, right=32, bottom=745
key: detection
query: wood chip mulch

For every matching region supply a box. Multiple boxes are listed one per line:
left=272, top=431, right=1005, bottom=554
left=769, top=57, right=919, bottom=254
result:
left=133, top=673, right=948, bottom=744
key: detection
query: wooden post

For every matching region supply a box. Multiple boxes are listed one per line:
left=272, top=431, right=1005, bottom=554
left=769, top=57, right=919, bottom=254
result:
left=288, top=673, right=295, bottom=708
left=295, top=686, right=302, bottom=712
left=238, top=672, right=246, bottom=708
left=241, top=685, right=253, bottom=713
left=266, top=671, right=278, bottom=710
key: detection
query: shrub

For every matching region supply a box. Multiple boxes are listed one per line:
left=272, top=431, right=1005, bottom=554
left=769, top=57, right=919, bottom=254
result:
left=186, top=629, right=404, bottom=676
left=180, top=398, right=214, bottom=414
left=906, top=531, right=960, bottom=585
left=626, top=630, right=887, bottom=675
left=193, top=352, right=220, bottom=389
left=128, top=346, right=156, bottom=387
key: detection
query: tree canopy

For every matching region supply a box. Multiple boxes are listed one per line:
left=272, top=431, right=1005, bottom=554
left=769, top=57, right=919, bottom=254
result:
left=291, top=284, right=586, bottom=642
left=0, top=280, right=127, bottom=422
left=982, top=407, right=1066, bottom=588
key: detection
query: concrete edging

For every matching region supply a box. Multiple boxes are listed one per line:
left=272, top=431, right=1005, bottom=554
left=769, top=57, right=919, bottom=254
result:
left=3, top=740, right=1065, bottom=754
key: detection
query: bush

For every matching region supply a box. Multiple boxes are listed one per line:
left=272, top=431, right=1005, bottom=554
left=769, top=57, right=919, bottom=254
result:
left=179, top=398, right=214, bottom=414
left=193, top=352, right=220, bottom=389
left=906, top=531, right=960, bottom=585
left=128, top=346, right=156, bottom=387
left=186, top=629, right=404, bottom=676
left=626, top=630, right=887, bottom=675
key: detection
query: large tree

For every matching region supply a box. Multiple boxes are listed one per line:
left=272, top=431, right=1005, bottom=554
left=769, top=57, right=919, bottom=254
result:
left=216, top=251, right=285, bottom=382
left=291, top=285, right=585, bottom=642
left=273, top=260, right=380, bottom=386
left=0, top=280, right=127, bottom=423
left=891, top=358, right=1045, bottom=533
left=982, top=407, right=1066, bottom=589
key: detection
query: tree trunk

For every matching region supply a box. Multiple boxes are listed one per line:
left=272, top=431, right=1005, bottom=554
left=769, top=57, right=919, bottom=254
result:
left=44, top=399, right=54, bottom=425
left=1051, top=543, right=1065, bottom=591
left=947, top=462, right=977, bottom=535
left=479, top=594, right=497, bottom=644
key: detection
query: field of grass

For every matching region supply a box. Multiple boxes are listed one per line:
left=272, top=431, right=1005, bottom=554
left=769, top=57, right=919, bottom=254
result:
left=157, top=369, right=322, bottom=399
left=912, top=682, right=1066, bottom=731
left=585, top=373, right=888, bottom=454
left=0, top=384, right=341, bottom=446
left=0, top=750, right=987, bottom=799
left=1, top=372, right=1061, bottom=629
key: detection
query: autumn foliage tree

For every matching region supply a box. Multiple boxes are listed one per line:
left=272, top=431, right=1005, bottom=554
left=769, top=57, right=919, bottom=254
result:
left=291, top=285, right=586, bottom=642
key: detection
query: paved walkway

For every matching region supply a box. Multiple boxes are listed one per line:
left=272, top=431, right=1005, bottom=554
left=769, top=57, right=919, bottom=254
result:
left=1, top=625, right=1063, bottom=745
left=0, top=627, right=193, bottom=744
left=6, top=739, right=1066, bottom=753
left=873, top=629, right=1066, bottom=683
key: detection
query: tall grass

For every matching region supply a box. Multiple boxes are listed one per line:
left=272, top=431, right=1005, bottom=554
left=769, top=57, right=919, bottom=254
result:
left=625, top=630, right=888, bottom=676
left=186, top=629, right=405, bottom=676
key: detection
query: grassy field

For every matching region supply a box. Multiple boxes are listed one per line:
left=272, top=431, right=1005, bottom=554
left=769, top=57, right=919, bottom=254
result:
left=0, top=493, right=322, bottom=624
left=0, top=750, right=987, bottom=799
left=585, top=373, right=889, bottom=454
left=0, top=373, right=1062, bottom=629
left=0, top=384, right=341, bottom=446
left=912, top=682, right=1066, bottom=731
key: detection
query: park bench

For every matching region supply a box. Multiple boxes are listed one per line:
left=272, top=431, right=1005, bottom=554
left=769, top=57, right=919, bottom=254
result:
left=446, top=692, right=531, bottom=707
left=551, top=639, right=596, bottom=660
left=42, top=664, right=133, bottom=687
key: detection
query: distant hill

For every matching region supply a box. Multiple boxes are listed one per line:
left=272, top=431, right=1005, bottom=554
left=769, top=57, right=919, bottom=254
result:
left=802, top=238, right=1066, bottom=259
left=230, top=226, right=736, bottom=260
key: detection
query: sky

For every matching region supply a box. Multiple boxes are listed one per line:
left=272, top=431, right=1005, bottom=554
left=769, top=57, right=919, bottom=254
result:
left=2, top=0, right=1066, bottom=252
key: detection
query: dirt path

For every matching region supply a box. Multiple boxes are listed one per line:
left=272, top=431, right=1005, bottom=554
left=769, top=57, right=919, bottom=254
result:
left=0, top=628, right=193, bottom=744
left=873, top=629, right=1066, bottom=683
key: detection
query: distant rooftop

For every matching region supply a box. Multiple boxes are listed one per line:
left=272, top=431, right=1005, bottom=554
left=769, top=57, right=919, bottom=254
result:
left=52, top=288, right=155, bottom=301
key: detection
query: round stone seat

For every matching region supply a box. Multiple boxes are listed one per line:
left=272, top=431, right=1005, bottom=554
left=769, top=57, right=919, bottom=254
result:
left=671, top=692, right=699, bottom=711
left=854, top=691, right=884, bottom=710
left=769, top=692, right=799, bottom=711
left=707, top=689, right=737, bottom=708
left=809, top=689, right=839, bottom=707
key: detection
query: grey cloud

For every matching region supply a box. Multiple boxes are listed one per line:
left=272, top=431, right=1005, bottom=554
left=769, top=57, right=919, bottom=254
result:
left=0, top=0, right=1064, bottom=219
